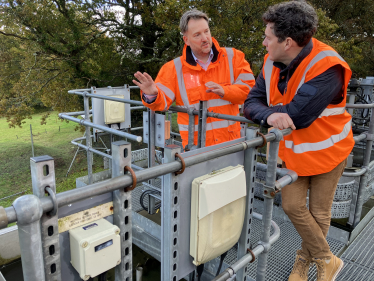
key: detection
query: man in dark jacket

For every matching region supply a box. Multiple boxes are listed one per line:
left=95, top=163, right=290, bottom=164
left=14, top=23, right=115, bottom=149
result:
left=244, top=1, right=354, bottom=281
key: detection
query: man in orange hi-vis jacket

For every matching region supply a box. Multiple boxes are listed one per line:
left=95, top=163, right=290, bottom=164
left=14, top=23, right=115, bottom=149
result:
left=133, top=9, right=255, bottom=149
left=244, top=2, right=354, bottom=281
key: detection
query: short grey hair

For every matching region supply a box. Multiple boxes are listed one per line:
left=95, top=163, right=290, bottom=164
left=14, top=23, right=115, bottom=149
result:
left=179, top=9, right=209, bottom=34
left=262, top=1, right=318, bottom=47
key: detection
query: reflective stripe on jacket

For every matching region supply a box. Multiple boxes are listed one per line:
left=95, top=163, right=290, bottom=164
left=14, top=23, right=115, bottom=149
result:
left=142, top=37, right=255, bottom=148
left=263, top=38, right=355, bottom=176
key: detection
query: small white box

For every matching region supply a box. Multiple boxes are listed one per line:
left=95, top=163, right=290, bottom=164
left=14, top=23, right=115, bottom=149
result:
left=104, top=95, right=126, bottom=124
left=69, top=219, right=121, bottom=280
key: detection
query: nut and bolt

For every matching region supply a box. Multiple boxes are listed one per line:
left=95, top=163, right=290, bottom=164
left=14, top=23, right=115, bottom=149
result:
left=115, top=229, right=120, bottom=235
left=264, top=190, right=268, bottom=194
left=270, top=191, right=276, bottom=197
left=82, top=241, right=88, bottom=248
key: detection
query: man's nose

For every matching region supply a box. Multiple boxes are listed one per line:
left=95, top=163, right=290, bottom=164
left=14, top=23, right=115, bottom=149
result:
left=262, top=38, right=267, bottom=47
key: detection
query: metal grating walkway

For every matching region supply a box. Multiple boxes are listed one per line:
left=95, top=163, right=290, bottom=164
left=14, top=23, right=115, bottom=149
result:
left=223, top=199, right=346, bottom=281
left=338, top=216, right=374, bottom=281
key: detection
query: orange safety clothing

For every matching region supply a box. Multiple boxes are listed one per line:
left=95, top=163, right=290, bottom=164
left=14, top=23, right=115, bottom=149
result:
left=263, top=38, right=355, bottom=176
left=142, top=37, right=255, bottom=148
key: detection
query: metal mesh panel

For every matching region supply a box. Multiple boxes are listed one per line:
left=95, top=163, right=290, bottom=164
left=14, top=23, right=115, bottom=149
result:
left=222, top=214, right=345, bottom=281
left=339, top=216, right=374, bottom=280
left=131, top=148, right=163, bottom=163
left=131, top=178, right=162, bottom=212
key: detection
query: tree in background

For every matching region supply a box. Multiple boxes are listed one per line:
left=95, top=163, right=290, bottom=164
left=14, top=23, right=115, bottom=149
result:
left=0, top=0, right=367, bottom=127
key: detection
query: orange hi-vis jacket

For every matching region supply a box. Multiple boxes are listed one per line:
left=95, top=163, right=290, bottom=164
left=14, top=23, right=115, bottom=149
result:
left=263, top=38, right=355, bottom=176
left=142, top=38, right=255, bottom=148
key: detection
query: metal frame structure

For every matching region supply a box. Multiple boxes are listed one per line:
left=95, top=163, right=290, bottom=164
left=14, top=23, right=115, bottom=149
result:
left=1, top=80, right=374, bottom=281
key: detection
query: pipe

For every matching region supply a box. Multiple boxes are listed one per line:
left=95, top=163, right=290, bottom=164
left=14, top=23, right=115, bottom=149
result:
left=274, top=170, right=298, bottom=191
left=136, top=266, right=143, bottom=281
left=212, top=212, right=280, bottom=281
left=354, top=133, right=367, bottom=143
left=131, top=106, right=146, bottom=111
left=3, top=128, right=292, bottom=225
left=343, top=168, right=367, bottom=177
left=63, top=110, right=92, bottom=116
left=58, top=113, right=142, bottom=142
left=346, top=103, right=374, bottom=109
left=71, top=140, right=112, bottom=159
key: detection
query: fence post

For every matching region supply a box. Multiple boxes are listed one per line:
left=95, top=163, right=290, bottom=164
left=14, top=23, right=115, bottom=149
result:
left=162, top=145, right=182, bottom=281
left=112, top=141, right=133, bottom=281
left=256, top=128, right=283, bottom=281
left=13, top=195, right=45, bottom=281
left=30, top=155, right=62, bottom=281
left=236, top=127, right=258, bottom=281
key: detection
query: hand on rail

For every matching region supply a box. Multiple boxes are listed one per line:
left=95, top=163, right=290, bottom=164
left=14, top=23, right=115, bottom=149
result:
left=205, top=81, right=225, bottom=98
left=267, top=113, right=296, bottom=130
left=133, top=72, right=158, bottom=96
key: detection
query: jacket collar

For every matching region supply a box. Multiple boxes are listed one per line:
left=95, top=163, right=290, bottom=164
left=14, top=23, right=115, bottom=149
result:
left=183, top=37, right=220, bottom=67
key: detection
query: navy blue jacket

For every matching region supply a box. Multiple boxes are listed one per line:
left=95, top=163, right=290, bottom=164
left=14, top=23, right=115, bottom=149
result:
left=243, top=39, right=344, bottom=129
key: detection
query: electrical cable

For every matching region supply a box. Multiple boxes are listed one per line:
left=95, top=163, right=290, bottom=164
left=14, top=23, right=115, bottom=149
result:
left=216, top=251, right=228, bottom=276
left=98, top=271, right=107, bottom=281
left=140, top=189, right=161, bottom=212
left=197, top=264, right=205, bottom=281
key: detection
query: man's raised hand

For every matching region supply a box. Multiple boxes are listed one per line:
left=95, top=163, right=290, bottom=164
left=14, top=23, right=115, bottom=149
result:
left=133, top=72, right=158, bottom=96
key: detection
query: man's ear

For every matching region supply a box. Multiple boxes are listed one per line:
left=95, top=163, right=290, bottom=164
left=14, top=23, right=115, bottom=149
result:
left=183, top=35, right=189, bottom=46
left=284, top=37, right=293, bottom=51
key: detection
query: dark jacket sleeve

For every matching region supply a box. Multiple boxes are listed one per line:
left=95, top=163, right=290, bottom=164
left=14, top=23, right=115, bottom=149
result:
left=243, top=71, right=278, bottom=126
left=244, top=64, right=344, bottom=129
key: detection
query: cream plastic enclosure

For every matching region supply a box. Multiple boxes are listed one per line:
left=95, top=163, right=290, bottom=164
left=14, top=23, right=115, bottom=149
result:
left=190, top=165, right=247, bottom=265
left=70, top=218, right=121, bottom=280
left=104, top=95, right=125, bottom=124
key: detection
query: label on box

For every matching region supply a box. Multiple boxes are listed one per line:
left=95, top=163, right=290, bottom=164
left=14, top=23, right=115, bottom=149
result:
left=58, top=202, right=113, bottom=233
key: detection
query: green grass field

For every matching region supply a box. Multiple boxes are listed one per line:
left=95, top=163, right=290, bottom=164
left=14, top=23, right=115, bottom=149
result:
left=0, top=111, right=107, bottom=209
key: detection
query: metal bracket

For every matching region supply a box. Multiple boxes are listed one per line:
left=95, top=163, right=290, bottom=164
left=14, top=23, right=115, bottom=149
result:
left=143, top=112, right=167, bottom=147
left=257, top=240, right=271, bottom=252
left=263, top=184, right=276, bottom=199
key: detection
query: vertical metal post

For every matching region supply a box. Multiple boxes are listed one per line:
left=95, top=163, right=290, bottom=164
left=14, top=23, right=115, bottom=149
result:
left=256, top=129, right=282, bottom=281
left=30, top=124, right=35, bottom=157
left=162, top=145, right=182, bottom=281
left=112, top=141, right=133, bottom=281
left=148, top=109, right=156, bottom=214
left=353, top=106, right=374, bottom=227
left=236, top=127, right=258, bottom=281
left=197, top=101, right=207, bottom=148
left=13, top=195, right=45, bottom=281
left=30, top=156, right=62, bottom=281
left=187, top=108, right=195, bottom=150
left=347, top=93, right=356, bottom=115
left=84, top=92, right=93, bottom=184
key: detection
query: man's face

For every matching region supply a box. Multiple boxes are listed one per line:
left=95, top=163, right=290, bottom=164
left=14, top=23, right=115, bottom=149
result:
left=262, top=23, right=287, bottom=62
left=183, top=18, right=212, bottom=58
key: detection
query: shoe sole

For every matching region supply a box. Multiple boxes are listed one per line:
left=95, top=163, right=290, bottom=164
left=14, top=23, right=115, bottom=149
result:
left=331, top=259, right=344, bottom=281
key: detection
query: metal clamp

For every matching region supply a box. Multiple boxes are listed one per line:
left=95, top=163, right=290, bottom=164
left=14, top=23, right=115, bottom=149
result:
left=246, top=248, right=256, bottom=263
left=365, top=132, right=374, bottom=141
left=174, top=153, right=186, bottom=175
left=256, top=132, right=267, bottom=149
left=258, top=240, right=271, bottom=252
left=0, top=206, right=8, bottom=229
left=263, top=184, right=276, bottom=198
left=124, top=166, right=137, bottom=191
left=45, top=187, right=58, bottom=217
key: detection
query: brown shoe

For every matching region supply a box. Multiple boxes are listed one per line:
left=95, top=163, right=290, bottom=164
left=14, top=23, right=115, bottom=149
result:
left=312, top=254, right=344, bottom=281
left=288, top=250, right=311, bottom=281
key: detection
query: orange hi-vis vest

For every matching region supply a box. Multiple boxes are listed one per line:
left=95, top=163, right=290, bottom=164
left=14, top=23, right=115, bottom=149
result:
left=263, top=38, right=355, bottom=176
left=142, top=38, right=255, bottom=148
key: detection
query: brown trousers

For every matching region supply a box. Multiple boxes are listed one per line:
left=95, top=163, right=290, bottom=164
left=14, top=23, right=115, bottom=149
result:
left=281, top=159, right=347, bottom=259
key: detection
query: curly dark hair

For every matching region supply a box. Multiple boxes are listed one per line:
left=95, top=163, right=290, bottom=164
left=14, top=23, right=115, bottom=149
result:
left=262, top=1, right=318, bottom=47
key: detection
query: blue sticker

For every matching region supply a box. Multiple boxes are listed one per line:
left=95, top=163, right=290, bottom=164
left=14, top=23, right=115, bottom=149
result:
left=83, top=223, right=98, bottom=230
